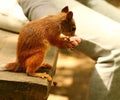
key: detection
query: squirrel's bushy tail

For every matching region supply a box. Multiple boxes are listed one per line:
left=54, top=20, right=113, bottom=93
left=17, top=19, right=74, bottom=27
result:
left=5, top=62, right=18, bottom=72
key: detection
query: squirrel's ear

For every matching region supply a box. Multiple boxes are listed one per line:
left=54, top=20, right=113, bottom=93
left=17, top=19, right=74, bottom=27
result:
left=61, top=6, right=69, bottom=13
left=66, top=11, right=73, bottom=20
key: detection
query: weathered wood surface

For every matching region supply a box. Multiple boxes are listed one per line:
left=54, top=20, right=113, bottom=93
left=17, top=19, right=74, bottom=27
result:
left=0, top=30, right=58, bottom=100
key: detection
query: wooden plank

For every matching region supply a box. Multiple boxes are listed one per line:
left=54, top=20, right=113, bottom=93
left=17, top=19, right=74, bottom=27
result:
left=0, top=30, right=58, bottom=100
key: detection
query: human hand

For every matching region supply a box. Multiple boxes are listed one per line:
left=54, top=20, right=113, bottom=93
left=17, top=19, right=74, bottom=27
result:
left=69, top=36, right=81, bottom=46
left=59, top=35, right=81, bottom=49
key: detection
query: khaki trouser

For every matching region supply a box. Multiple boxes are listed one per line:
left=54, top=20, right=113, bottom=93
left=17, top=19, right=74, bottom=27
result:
left=19, top=0, right=120, bottom=99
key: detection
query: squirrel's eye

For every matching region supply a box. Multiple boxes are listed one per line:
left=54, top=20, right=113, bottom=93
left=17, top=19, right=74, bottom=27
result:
left=72, top=27, right=76, bottom=31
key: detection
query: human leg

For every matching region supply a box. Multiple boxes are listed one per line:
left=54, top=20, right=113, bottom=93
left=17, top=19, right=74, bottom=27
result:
left=51, top=0, right=120, bottom=99
left=18, top=0, right=58, bottom=20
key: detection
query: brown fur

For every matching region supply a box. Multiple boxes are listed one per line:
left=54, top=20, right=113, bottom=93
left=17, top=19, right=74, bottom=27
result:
left=6, top=6, right=76, bottom=81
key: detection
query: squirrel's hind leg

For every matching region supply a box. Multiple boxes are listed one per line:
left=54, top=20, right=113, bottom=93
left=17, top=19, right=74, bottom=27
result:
left=28, top=72, right=52, bottom=81
left=25, top=52, right=52, bottom=81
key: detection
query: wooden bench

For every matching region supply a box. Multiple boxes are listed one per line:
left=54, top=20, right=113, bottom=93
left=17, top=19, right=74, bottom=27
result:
left=0, top=30, right=58, bottom=100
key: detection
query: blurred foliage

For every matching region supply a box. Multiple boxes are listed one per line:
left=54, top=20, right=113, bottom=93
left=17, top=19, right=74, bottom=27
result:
left=77, top=0, right=120, bottom=7
left=76, top=0, right=88, bottom=6
left=106, top=0, right=120, bottom=7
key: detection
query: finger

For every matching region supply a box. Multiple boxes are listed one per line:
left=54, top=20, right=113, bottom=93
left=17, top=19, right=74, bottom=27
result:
left=71, top=40, right=79, bottom=46
left=69, top=37, right=81, bottom=43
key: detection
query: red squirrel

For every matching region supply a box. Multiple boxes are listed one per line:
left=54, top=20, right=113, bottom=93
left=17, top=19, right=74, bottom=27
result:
left=5, top=6, right=80, bottom=81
